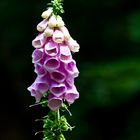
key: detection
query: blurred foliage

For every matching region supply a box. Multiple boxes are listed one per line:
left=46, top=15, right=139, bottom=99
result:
left=81, top=58, right=140, bottom=107
left=0, top=0, right=140, bottom=140
left=127, top=11, right=140, bottom=43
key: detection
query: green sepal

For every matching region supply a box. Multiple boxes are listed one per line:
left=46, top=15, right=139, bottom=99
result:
left=60, top=124, right=69, bottom=131
left=57, top=134, right=66, bottom=140
left=60, top=116, right=67, bottom=123
left=43, top=119, right=54, bottom=129
left=43, top=136, right=55, bottom=140
left=43, top=129, right=55, bottom=139
left=60, top=103, right=68, bottom=112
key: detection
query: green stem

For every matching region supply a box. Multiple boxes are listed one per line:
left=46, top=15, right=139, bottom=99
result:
left=55, top=109, right=61, bottom=140
left=57, top=109, right=60, bottom=123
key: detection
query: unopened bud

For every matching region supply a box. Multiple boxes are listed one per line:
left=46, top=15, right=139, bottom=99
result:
left=52, top=29, right=64, bottom=43
left=67, top=38, right=80, bottom=53
left=60, top=26, right=71, bottom=41
left=56, top=15, right=65, bottom=27
left=44, top=27, right=54, bottom=37
left=48, top=15, right=57, bottom=28
left=37, top=19, right=48, bottom=32
left=41, top=8, right=53, bottom=19
left=57, top=134, right=66, bottom=140
left=60, top=124, right=69, bottom=131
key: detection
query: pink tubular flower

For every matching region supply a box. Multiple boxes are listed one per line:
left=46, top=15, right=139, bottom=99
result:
left=28, top=87, right=43, bottom=103
left=34, top=63, right=46, bottom=77
left=32, top=48, right=44, bottom=63
left=32, top=33, right=46, bottom=48
left=27, top=77, right=49, bottom=102
left=44, top=56, right=60, bottom=72
left=45, top=40, right=59, bottom=56
left=59, top=44, right=72, bottom=63
left=50, top=70, right=66, bottom=83
left=34, top=77, right=49, bottom=93
left=64, top=85, right=79, bottom=104
left=48, top=94, right=63, bottom=111
left=28, top=14, right=80, bottom=111
left=50, top=81, right=66, bottom=97
left=64, top=60, right=79, bottom=78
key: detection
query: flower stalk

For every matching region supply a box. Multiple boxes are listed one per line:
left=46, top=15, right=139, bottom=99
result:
left=28, top=0, right=80, bottom=139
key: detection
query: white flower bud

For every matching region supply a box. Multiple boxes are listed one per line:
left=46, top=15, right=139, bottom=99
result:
left=67, top=38, right=80, bottom=53
left=44, top=26, right=54, bottom=37
left=41, top=8, right=53, bottom=19
left=53, top=29, right=64, bottom=44
left=48, top=15, right=57, bottom=28
left=56, top=15, right=65, bottom=27
left=60, top=26, right=71, bottom=41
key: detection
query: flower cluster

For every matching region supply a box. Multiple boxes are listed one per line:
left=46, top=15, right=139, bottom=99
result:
left=27, top=8, right=80, bottom=111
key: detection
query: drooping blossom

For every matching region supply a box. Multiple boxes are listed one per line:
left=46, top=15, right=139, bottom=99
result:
left=28, top=11, right=80, bottom=111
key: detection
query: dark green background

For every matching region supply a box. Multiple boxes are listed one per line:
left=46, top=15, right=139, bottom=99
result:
left=0, top=0, right=140, bottom=140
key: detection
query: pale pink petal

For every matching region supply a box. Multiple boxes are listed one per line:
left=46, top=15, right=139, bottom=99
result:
left=45, top=41, right=59, bottom=56
left=50, top=81, right=66, bottom=97
left=37, top=74, right=51, bottom=87
left=37, top=19, right=48, bottom=32
left=64, top=60, right=79, bottom=77
left=34, top=63, right=47, bottom=77
left=44, top=56, right=60, bottom=72
left=35, top=77, right=49, bottom=93
left=32, top=33, right=46, bottom=48
left=65, top=77, right=74, bottom=88
left=48, top=94, right=63, bottom=111
left=32, top=48, right=44, bottom=63
left=27, top=84, right=43, bottom=103
left=59, top=44, right=72, bottom=63
left=50, top=70, right=66, bottom=83
left=64, top=85, right=79, bottom=104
